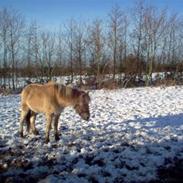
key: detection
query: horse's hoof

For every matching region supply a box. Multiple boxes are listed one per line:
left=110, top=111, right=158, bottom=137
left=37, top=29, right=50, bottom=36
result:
left=45, top=139, right=49, bottom=144
left=55, top=135, right=60, bottom=141
left=20, top=132, right=24, bottom=138
left=33, top=130, right=39, bottom=136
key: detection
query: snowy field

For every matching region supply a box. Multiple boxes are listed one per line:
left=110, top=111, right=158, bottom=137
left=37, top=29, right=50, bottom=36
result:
left=1, top=86, right=183, bottom=182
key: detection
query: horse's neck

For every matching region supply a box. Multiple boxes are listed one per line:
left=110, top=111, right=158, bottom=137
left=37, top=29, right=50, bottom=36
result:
left=57, top=85, right=78, bottom=107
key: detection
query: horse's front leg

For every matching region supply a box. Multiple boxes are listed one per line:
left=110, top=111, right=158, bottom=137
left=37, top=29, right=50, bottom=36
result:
left=54, top=114, right=60, bottom=141
left=45, top=114, right=53, bottom=143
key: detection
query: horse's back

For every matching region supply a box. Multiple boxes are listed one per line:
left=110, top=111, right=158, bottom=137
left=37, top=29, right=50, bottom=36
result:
left=21, top=84, right=44, bottom=101
left=22, top=83, right=56, bottom=97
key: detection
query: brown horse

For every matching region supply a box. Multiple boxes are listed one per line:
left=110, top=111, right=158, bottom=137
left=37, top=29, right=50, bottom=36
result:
left=19, top=82, right=90, bottom=143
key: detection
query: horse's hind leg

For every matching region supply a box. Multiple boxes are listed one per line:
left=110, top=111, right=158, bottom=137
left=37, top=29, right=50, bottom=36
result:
left=54, top=114, right=60, bottom=141
left=19, top=104, right=29, bottom=137
left=25, top=110, right=31, bottom=133
left=30, top=112, right=39, bottom=135
left=45, top=114, right=53, bottom=143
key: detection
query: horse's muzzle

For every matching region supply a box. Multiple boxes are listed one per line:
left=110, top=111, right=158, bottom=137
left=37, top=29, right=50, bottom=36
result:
left=86, top=116, right=90, bottom=121
left=82, top=113, right=90, bottom=121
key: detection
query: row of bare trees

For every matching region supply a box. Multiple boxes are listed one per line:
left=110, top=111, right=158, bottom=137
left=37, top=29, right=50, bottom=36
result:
left=0, top=1, right=183, bottom=89
left=0, top=9, right=24, bottom=89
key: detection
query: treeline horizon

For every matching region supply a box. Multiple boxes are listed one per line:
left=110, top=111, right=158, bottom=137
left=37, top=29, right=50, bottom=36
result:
left=0, top=0, right=183, bottom=89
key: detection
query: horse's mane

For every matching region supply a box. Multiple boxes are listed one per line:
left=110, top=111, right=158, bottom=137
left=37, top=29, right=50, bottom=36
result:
left=56, top=84, right=81, bottom=101
left=45, top=81, right=88, bottom=104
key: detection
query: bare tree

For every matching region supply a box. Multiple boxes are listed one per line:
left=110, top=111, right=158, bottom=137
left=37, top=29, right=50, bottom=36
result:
left=108, top=5, right=124, bottom=80
left=39, top=31, right=56, bottom=80
left=0, top=8, right=25, bottom=89
left=73, top=21, right=86, bottom=84
left=131, top=0, right=146, bottom=78
left=0, top=8, right=10, bottom=86
left=65, top=19, right=76, bottom=83
left=143, top=6, right=167, bottom=84
left=87, top=19, right=106, bottom=86
left=131, top=1, right=167, bottom=85
left=118, top=13, right=129, bottom=83
left=56, top=26, right=65, bottom=75
left=24, top=21, right=38, bottom=78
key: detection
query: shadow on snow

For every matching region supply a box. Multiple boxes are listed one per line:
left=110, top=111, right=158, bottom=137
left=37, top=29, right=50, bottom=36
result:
left=1, top=113, right=183, bottom=183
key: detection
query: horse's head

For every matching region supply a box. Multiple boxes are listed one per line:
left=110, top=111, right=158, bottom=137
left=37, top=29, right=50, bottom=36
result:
left=74, top=91, right=90, bottom=121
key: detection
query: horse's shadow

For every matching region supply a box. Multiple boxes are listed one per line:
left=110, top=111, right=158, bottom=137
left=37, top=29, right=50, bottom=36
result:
left=135, top=113, right=183, bottom=128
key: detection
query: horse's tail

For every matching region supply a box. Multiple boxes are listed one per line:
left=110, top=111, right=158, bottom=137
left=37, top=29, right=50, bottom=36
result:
left=25, top=110, right=32, bottom=133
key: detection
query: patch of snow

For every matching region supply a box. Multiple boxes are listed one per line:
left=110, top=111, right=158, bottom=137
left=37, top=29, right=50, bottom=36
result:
left=1, top=86, right=183, bottom=182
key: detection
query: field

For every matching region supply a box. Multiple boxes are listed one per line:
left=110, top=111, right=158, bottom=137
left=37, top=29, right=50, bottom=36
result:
left=1, top=86, right=183, bottom=183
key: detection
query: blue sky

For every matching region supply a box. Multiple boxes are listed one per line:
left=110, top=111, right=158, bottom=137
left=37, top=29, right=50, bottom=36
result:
left=0, top=0, right=183, bottom=30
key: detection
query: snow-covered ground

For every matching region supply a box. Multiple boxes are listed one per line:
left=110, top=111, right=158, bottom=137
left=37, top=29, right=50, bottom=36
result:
left=1, top=86, right=183, bottom=182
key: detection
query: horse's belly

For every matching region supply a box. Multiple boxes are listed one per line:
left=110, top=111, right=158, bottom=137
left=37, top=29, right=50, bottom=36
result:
left=54, top=107, right=64, bottom=115
left=27, top=99, right=45, bottom=113
left=28, top=104, right=43, bottom=113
